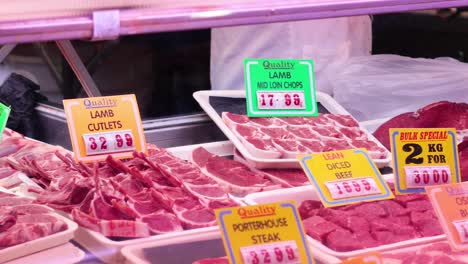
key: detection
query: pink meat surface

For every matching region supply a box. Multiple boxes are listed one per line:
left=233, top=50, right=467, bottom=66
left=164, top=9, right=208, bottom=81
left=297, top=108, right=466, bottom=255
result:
left=382, top=242, right=468, bottom=264
left=222, top=112, right=388, bottom=160
left=298, top=187, right=443, bottom=252
left=0, top=193, right=68, bottom=248
left=192, top=147, right=281, bottom=196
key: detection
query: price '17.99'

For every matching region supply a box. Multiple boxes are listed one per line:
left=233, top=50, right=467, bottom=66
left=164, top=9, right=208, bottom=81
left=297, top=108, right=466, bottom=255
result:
left=83, top=130, right=135, bottom=156
left=257, top=92, right=305, bottom=110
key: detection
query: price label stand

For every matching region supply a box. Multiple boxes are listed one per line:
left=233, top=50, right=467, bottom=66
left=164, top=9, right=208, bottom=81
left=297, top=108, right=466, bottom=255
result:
left=216, top=201, right=314, bottom=264
left=244, top=59, right=317, bottom=117
left=0, top=101, right=11, bottom=140
left=390, top=128, right=461, bottom=194
left=427, top=182, right=468, bottom=251
left=63, top=94, right=146, bottom=162
left=298, top=149, right=393, bottom=207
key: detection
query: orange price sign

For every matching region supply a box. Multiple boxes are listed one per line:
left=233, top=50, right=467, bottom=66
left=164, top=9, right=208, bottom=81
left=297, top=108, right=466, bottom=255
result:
left=426, top=182, right=468, bottom=251
left=63, top=94, right=146, bottom=162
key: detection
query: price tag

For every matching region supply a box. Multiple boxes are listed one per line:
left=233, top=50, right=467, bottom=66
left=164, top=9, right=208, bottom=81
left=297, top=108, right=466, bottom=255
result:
left=341, top=252, right=383, bottom=264
left=0, top=102, right=11, bottom=141
left=298, top=149, right=394, bottom=207
left=404, top=165, right=451, bottom=188
left=390, top=128, right=461, bottom=194
left=63, top=94, right=146, bottom=162
left=83, top=130, right=135, bottom=155
left=244, top=59, right=317, bottom=117
left=215, top=201, right=314, bottom=264
left=240, top=241, right=300, bottom=264
left=324, top=177, right=380, bottom=200
left=426, top=182, right=468, bottom=251
left=257, top=91, right=305, bottom=110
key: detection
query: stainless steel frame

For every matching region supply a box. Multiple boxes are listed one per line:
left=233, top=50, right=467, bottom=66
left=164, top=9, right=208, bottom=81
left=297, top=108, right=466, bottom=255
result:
left=35, top=103, right=226, bottom=149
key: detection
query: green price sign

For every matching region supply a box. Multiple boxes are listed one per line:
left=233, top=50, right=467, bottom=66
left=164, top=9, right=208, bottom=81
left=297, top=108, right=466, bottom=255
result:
left=244, top=58, right=317, bottom=117
left=0, top=102, right=10, bottom=140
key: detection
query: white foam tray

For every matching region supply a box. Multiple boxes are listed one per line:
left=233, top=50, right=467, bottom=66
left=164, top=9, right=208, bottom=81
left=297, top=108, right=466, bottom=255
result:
left=193, top=90, right=392, bottom=169
left=0, top=194, right=79, bottom=263
left=120, top=228, right=340, bottom=264
left=4, top=243, right=85, bottom=264
left=243, top=185, right=446, bottom=260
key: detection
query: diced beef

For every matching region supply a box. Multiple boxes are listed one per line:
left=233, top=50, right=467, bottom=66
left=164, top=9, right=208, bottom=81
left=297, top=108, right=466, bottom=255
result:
left=326, top=229, right=363, bottom=252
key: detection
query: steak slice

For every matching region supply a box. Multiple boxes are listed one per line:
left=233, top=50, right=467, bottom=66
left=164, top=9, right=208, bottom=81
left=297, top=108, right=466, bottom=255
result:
left=141, top=212, right=183, bottom=234
left=192, top=147, right=281, bottom=196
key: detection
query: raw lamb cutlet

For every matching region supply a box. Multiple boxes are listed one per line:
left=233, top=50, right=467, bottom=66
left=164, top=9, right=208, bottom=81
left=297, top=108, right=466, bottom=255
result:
left=192, top=147, right=281, bottom=196
left=259, top=169, right=309, bottom=187
left=259, top=127, right=295, bottom=139
left=0, top=200, right=68, bottom=248
left=277, top=117, right=309, bottom=126
left=239, top=136, right=282, bottom=159
left=271, top=139, right=309, bottom=158
left=288, top=127, right=322, bottom=140
left=324, top=114, right=360, bottom=127
left=0, top=129, right=239, bottom=238
left=134, top=148, right=234, bottom=203
left=222, top=112, right=388, bottom=160
left=234, top=149, right=309, bottom=187
left=0, top=167, right=20, bottom=182
left=250, top=117, right=286, bottom=127
left=70, top=166, right=182, bottom=237
left=232, top=124, right=282, bottom=159
left=222, top=112, right=249, bottom=129
left=132, top=150, right=230, bottom=228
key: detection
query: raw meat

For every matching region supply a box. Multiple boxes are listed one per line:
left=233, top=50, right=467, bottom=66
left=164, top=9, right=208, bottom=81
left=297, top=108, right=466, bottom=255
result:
left=223, top=112, right=388, bottom=160
left=192, top=147, right=281, bottom=196
left=0, top=197, right=68, bottom=248
left=375, top=101, right=468, bottom=149
left=373, top=101, right=468, bottom=181
left=299, top=187, right=443, bottom=252
left=382, top=242, right=468, bottom=264
left=260, top=169, right=309, bottom=187
left=234, top=149, right=310, bottom=187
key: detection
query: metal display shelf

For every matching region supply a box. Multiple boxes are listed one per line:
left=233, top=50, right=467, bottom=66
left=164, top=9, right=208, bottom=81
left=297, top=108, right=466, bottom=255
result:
left=1, top=0, right=468, bottom=44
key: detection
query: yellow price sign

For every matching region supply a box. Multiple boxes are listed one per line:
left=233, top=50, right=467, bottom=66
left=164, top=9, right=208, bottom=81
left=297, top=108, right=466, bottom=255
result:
left=215, top=201, right=314, bottom=264
left=298, top=149, right=393, bottom=207
left=390, top=128, right=460, bottom=194
left=63, top=94, right=146, bottom=162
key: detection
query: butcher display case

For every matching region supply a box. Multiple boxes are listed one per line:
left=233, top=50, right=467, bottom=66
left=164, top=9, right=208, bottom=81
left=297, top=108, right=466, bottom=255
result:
left=0, top=1, right=468, bottom=264
left=1, top=0, right=468, bottom=149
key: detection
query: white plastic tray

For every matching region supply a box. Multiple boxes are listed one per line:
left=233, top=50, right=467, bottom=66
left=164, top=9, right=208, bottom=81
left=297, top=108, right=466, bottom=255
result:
left=243, top=185, right=445, bottom=260
left=0, top=202, right=79, bottom=262
left=193, top=90, right=391, bottom=169
left=4, top=243, right=85, bottom=264
left=120, top=228, right=341, bottom=264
